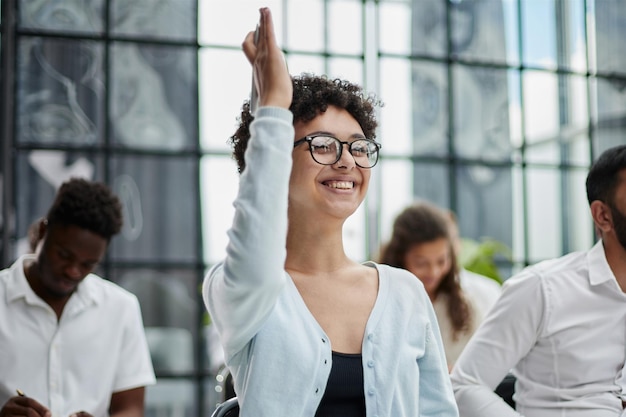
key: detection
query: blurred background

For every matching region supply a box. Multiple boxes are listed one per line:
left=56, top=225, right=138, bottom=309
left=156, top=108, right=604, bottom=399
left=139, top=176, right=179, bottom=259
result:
left=1, top=0, right=625, bottom=416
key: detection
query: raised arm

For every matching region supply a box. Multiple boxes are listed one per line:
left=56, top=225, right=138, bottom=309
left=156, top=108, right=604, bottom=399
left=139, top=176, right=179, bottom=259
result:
left=202, top=8, right=295, bottom=358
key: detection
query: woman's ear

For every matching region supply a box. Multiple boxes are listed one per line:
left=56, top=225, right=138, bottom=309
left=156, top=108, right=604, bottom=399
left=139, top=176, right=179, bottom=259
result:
left=590, top=200, right=612, bottom=234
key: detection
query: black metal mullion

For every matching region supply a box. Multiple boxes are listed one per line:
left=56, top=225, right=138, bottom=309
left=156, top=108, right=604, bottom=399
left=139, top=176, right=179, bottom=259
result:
left=1, top=0, right=17, bottom=266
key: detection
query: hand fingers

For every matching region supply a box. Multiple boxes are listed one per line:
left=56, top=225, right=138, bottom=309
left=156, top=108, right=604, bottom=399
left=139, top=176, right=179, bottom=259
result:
left=242, top=30, right=257, bottom=64
left=258, top=7, right=273, bottom=46
left=5, top=396, right=51, bottom=417
left=241, top=7, right=292, bottom=110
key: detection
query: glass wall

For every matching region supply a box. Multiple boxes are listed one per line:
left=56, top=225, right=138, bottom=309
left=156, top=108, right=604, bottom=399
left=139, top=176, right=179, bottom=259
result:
left=2, top=1, right=626, bottom=416
left=200, top=0, right=626, bottom=275
left=0, top=1, right=205, bottom=416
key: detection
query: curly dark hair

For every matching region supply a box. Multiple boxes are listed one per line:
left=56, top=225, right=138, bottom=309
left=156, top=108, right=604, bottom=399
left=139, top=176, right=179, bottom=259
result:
left=379, top=202, right=472, bottom=341
left=229, top=73, right=381, bottom=173
left=46, top=178, right=123, bottom=241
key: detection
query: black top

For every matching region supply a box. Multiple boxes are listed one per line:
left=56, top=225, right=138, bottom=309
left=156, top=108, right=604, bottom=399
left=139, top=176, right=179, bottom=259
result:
left=314, top=351, right=366, bottom=417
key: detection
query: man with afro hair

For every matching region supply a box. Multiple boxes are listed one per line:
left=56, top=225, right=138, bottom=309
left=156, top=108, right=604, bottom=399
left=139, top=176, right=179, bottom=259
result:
left=0, top=178, right=155, bottom=417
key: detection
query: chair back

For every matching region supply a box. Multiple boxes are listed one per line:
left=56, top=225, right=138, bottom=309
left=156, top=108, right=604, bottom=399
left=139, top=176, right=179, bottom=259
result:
left=210, top=397, right=239, bottom=417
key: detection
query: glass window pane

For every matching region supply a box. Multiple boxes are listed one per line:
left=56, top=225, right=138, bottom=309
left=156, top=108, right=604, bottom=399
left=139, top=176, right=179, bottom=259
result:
left=113, top=267, right=199, bottom=374
left=379, top=57, right=413, bottom=155
left=522, top=0, right=586, bottom=71
left=204, top=376, right=223, bottom=415
left=110, top=0, right=197, bottom=41
left=562, top=168, right=594, bottom=254
left=328, top=57, right=362, bottom=85
left=344, top=201, right=366, bottom=262
left=453, top=65, right=513, bottom=161
left=379, top=159, right=415, bottom=244
left=456, top=164, right=513, bottom=250
left=413, top=161, right=450, bottom=209
left=512, top=165, right=525, bottom=263
left=204, top=319, right=226, bottom=375
left=451, top=0, right=510, bottom=64
left=16, top=37, right=104, bottom=145
left=410, top=60, right=449, bottom=157
left=379, top=1, right=411, bottom=55
left=18, top=0, right=104, bottom=34
left=507, top=70, right=523, bottom=149
left=523, top=70, right=559, bottom=162
left=109, top=156, right=198, bottom=262
left=110, top=43, right=197, bottom=151
left=199, top=0, right=283, bottom=46
left=112, top=267, right=198, bottom=360
left=286, top=0, right=324, bottom=52
left=593, top=77, right=626, bottom=155
left=146, top=380, right=196, bottom=417
left=199, top=49, right=250, bottom=151
left=287, top=54, right=326, bottom=77
left=522, top=0, right=557, bottom=69
left=593, top=0, right=626, bottom=76
left=503, top=0, right=520, bottom=66
left=559, top=0, right=586, bottom=72
left=526, top=168, right=562, bottom=262
left=200, top=156, right=239, bottom=265
left=559, top=74, right=590, bottom=164
left=525, top=72, right=590, bottom=165
left=328, top=0, right=362, bottom=55
left=410, top=0, right=446, bottom=58
left=525, top=141, right=561, bottom=166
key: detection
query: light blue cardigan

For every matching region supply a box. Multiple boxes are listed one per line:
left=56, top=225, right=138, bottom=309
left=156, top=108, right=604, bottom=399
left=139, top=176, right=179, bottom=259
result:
left=203, top=107, right=458, bottom=417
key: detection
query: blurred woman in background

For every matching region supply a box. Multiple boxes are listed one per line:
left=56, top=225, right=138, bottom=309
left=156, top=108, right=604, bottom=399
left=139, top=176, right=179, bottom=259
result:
left=379, top=201, right=500, bottom=369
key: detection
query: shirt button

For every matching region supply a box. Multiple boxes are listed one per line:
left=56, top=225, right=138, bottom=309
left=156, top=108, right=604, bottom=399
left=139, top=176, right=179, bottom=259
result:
left=368, top=389, right=375, bottom=396
left=324, top=359, right=328, bottom=365
left=315, top=388, right=320, bottom=395
left=321, top=338, right=326, bottom=343
left=367, top=333, right=374, bottom=341
left=367, top=360, right=374, bottom=367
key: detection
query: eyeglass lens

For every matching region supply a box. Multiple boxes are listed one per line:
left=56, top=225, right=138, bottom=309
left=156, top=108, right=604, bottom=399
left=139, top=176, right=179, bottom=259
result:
left=309, top=136, right=378, bottom=168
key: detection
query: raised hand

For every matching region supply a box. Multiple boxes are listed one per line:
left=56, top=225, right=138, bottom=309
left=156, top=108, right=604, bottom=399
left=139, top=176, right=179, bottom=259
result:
left=242, top=8, right=292, bottom=110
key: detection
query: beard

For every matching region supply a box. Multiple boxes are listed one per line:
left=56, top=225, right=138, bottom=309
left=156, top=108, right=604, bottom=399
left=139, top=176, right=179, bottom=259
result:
left=609, top=203, right=626, bottom=251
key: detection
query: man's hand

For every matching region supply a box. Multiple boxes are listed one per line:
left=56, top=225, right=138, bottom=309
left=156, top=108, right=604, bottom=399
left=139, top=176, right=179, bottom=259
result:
left=0, top=394, right=51, bottom=417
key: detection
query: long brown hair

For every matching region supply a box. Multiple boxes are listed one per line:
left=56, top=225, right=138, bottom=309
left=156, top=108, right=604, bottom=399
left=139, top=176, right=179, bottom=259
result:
left=379, top=202, right=472, bottom=340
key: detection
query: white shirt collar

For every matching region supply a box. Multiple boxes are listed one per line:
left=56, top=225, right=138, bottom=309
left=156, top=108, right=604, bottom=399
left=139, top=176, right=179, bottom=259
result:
left=587, top=239, right=619, bottom=287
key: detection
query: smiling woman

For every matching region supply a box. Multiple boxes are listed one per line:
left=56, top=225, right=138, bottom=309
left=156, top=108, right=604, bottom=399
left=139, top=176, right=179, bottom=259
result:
left=202, top=7, right=458, bottom=417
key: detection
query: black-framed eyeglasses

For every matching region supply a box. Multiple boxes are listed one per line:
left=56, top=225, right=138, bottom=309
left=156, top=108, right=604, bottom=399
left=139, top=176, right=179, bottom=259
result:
left=293, top=135, right=382, bottom=168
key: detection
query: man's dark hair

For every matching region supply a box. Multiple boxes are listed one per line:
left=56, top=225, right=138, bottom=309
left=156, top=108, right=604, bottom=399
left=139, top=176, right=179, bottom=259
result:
left=230, top=73, right=381, bottom=173
left=586, top=145, right=626, bottom=205
left=46, top=178, right=123, bottom=240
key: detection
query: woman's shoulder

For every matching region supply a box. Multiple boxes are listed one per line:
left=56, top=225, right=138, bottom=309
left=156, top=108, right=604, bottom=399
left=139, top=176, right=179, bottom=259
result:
left=365, top=261, right=426, bottom=293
